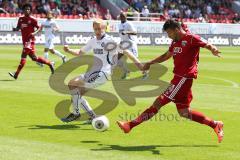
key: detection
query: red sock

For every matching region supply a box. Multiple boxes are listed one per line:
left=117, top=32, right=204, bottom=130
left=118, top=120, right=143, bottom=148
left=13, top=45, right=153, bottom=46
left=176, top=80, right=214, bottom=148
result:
left=129, top=106, right=158, bottom=129
left=189, top=110, right=216, bottom=129
left=15, top=58, right=26, bottom=77
left=36, top=57, right=51, bottom=66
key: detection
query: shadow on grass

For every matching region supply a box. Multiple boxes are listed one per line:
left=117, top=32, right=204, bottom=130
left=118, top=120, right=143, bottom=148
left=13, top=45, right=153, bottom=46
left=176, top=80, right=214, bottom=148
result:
left=91, top=144, right=218, bottom=155
left=80, top=140, right=100, bottom=143
left=15, top=124, right=92, bottom=130
left=0, top=79, right=15, bottom=81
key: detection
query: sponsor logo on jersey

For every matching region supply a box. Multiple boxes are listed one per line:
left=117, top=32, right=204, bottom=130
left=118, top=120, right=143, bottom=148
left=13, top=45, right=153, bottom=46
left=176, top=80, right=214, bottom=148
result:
left=87, top=74, right=101, bottom=83
left=93, top=48, right=104, bottom=54
left=21, top=24, right=28, bottom=28
left=101, top=42, right=105, bottom=47
left=173, top=47, right=182, bottom=55
left=181, top=40, right=187, bottom=46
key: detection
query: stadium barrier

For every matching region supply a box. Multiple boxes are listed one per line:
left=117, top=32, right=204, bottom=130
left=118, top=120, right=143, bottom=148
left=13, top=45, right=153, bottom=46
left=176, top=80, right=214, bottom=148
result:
left=0, top=31, right=240, bottom=46
left=1, top=18, right=240, bottom=35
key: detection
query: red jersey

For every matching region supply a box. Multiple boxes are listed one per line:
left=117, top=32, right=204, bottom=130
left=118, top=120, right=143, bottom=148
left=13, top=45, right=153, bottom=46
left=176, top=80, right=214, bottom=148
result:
left=17, top=16, right=39, bottom=42
left=169, top=33, right=207, bottom=79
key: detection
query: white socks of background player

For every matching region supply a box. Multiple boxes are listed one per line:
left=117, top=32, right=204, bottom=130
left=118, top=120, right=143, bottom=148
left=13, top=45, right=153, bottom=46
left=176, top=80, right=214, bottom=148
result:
left=54, top=50, right=65, bottom=58
left=70, top=88, right=96, bottom=118
left=117, top=58, right=129, bottom=73
left=44, top=50, right=64, bottom=59
left=44, top=52, right=49, bottom=59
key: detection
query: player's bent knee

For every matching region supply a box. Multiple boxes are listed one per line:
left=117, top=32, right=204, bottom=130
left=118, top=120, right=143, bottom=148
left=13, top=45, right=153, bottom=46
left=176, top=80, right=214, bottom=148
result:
left=30, top=55, right=37, bottom=61
left=153, top=95, right=171, bottom=110
left=68, top=79, right=85, bottom=89
left=177, top=107, right=190, bottom=118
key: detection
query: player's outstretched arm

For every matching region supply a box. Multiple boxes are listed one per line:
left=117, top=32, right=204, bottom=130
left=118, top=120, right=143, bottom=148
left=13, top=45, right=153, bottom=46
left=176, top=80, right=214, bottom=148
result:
left=204, top=43, right=221, bottom=57
left=143, top=51, right=173, bottom=70
left=31, top=26, right=42, bottom=37
left=123, top=50, right=144, bottom=71
left=63, top=45, right=85, bottom=56
left=122, top=31, right=137, bottom=35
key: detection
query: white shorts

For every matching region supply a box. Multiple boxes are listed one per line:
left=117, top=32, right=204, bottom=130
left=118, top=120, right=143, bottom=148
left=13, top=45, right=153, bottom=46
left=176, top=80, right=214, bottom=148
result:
left=45, top=38, right=54, bottom=49
left=76, top=71, right=110, bottom=89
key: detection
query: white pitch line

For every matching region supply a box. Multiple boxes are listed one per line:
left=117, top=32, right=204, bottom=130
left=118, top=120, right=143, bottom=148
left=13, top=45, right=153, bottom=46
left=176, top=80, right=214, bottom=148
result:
left=203, top=76, right=239, bottom=88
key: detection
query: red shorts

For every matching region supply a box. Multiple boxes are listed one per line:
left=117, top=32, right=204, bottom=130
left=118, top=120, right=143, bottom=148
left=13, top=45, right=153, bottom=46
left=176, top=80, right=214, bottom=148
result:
left=157, top=75, right=193, bottom=109
left=22, top=40, right=35, bottom=54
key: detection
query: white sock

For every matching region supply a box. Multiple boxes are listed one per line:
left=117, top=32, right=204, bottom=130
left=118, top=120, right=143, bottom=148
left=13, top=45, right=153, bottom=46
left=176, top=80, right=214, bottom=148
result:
left=118, top=58, right=129, bottom=73
left=79, top=97, right=96, bottom=119
left=70, top=88, right=80, bottom=115
left=54, top=50, right=65, bottom=58
left=44, top=52, right=49, bottom=59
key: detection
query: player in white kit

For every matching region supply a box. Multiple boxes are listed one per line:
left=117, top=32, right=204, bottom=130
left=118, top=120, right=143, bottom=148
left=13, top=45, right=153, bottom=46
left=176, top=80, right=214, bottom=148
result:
left=61, top=19, right=144, bottom=122
left=37, top=11, right=66, bottom=67
left=118, top=12, right=148, bottom=79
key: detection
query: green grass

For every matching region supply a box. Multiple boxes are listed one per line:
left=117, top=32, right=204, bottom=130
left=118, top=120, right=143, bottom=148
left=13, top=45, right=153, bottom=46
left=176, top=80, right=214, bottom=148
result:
left=0, top=45, right=240, bottom=160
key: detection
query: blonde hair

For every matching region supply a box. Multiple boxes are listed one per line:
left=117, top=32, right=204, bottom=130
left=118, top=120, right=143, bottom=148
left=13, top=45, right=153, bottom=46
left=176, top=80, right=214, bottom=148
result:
left=93, top=19, right=106, bottom=28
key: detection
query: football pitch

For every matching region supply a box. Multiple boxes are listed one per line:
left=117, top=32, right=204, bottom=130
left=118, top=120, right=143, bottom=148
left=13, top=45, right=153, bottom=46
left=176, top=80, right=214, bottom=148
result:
left=0, top=45, right=239, bottom=160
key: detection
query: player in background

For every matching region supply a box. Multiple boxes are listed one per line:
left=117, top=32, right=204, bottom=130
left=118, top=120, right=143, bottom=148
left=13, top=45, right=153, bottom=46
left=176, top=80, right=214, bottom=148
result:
left=9, top=4, right=54, bottom=79
left=61, top=19, right=144, bottom=123
left=118, top=12, right=148, bottom=79
left=117, top=19, right=224, bottom=143
left=37, top=11, right=67, bottom=67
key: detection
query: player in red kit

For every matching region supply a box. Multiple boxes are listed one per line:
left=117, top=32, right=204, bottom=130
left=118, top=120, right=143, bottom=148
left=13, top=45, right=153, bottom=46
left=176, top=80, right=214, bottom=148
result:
left=9, top=3, right=54, bottom=79
left=117, top=19, right=224, bottom=143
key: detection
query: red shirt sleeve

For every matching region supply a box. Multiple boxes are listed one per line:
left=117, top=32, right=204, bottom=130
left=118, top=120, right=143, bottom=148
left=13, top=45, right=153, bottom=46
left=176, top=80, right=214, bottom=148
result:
left=32, top=18, right=40, bottom=29
left=190, top=34, right=207, bottom=48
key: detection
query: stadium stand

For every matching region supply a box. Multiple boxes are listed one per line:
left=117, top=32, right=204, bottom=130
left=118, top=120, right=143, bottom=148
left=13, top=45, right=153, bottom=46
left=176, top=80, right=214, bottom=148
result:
left=124, top=0, right=239, bottom=23
left=0, top=0, right=239, bottom=23
left=0, top=0, right=107, bottom=19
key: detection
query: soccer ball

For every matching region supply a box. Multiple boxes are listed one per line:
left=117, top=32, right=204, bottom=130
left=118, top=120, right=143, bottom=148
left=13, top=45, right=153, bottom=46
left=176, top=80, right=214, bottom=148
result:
left=92, top=115, right=110, bottom=132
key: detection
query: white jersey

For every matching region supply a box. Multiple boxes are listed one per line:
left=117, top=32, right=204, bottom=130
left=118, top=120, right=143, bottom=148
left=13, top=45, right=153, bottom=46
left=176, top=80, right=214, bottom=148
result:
left=118, top=21, right=137, bottom=43
left=41, top=19, right=58, bottom=39
left=118, top=21, right=138, bottom=57
left=81, top=34, right=120, bottom=76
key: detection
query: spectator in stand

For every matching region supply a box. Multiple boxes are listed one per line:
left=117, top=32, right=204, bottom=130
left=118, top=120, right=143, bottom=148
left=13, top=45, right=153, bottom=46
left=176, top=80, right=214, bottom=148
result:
left=133, top=9, right=140, bottom=21
left=52, top=5, right=61, bottom=18
left=206, top=3, right=213, bottom=14
left=78, top=14, right=83, bottom=20
left=49, top=1, right=57, bottom=10
left=36, top=1, right=45, bottom=14
left=10, top=0, right=20, bottom=14
left=104, top=9, right=112, bottom=20
left=232, top=13, right=240, bottom=24
left=43, top=2, right=51, bottom=13
left=192, top=7, right=201, bottom=19
left=0, top=0, right=237, bottom=23
left=72, top=4, right=78, bottom=15
left=198, top=14, right=206, bottom=23
left=61, top=3, right=71, bottom=15
left=141, top=5, right=149, bottom=20
left=134, top=0, right=144, bottom=12
left=0, top=7, right=8, bottom=14
left=77, top=4, right=87, bottom=15
left=184, top=7, right=191, bottom=18
left=0, top=0, right=9, bottom=14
